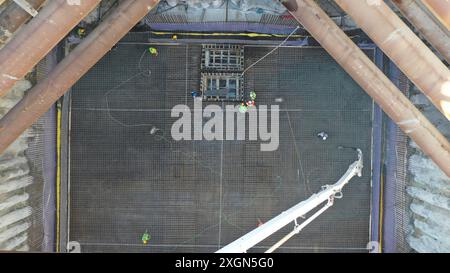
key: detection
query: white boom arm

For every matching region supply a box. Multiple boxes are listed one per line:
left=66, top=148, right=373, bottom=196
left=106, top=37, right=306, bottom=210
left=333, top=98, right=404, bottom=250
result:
left=216, top=148, right=363, bottom=253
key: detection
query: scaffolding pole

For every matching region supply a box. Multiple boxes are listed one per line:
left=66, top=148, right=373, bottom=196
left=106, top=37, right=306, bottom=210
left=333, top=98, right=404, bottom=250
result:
left=0, top=0, right=160, bottom=154
left=0, top=0, right=101, bottom=98
left=280, top=0, right=450, bottom=178
left=334, top=0, right=450, bottom=120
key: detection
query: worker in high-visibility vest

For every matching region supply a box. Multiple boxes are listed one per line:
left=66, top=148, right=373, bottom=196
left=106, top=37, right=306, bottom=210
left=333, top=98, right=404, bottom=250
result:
left=246, top=100, right=255, bottom=107
left=249, top=91, right=256, bottom=101
left=148, top=47, right=158, bottom=56
left=77, top=27, right=86, bottom=38
left=142, top=230, right=150, bottom=245
left=239, top=102, right=248, bottom=113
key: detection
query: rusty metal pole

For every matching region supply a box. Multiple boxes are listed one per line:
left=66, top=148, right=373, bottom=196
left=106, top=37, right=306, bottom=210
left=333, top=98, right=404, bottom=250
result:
left=0, top=0, right=47, bottom=46
left=281, top=0, right=450, bottom=177
left=422, top=0, right=450, bottom=30
left=333, top=0, right=450, bottom=121
left=391, top=0, right=450, bottom=63
left=0, top=0, right=160, bottom=154
left=0, top=0, right=101, bottom=98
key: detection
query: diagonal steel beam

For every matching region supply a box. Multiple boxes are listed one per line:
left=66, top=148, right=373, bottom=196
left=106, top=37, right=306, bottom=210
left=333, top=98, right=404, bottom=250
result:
left=391, top=0, right=450, bottom=63
left=0, top=0, right=160, bottom=154
left=421, top=0, right=450, bottom=30
left=0, top=0, right=46, bottom=46
left=0, top=0, right=101, bottom=98
left=12, top=0, right=39, bottom=17
left=280, top=0, right=450, bottom=177
left=333, top=0, right=450, bottom=121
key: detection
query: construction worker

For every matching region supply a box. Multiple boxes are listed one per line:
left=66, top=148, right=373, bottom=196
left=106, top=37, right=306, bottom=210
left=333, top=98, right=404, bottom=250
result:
left=317, top=131, right=329, bottom=141
left=172, top=35, right=178, bottom=41
left=249, top=91, right=256, bottom=101
left=148, top=47, right=158, bottom=56
left=77, top=27, right=86, bottom=38
left=142, top=230, right=150, bottom=245
left=246, top=100, right=255, bottom=107
left=191, top=90, right=200, bottom=98
left=239, top=102, right=248, bottom=113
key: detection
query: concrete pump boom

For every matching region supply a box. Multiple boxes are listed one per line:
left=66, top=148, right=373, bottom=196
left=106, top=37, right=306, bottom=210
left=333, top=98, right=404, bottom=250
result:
left=217, top=148, right=363, bottom=253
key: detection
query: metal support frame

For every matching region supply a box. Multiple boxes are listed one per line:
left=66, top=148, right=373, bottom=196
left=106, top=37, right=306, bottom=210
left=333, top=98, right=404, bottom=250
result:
left=200, top=44, right=245, bottom=102
left=201, top=72, right=244, bottom=102
left=217, top=149, right=363, bottom=253
left=280, top=0, right=450, bottom=178
left=202, top=44, right=244, bottom=71
left=334, top=0, right=450, bottom=120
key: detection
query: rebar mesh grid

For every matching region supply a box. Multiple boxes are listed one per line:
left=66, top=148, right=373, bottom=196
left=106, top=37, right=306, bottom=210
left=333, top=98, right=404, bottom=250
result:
left=68, top=43, right=374, bottom=253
